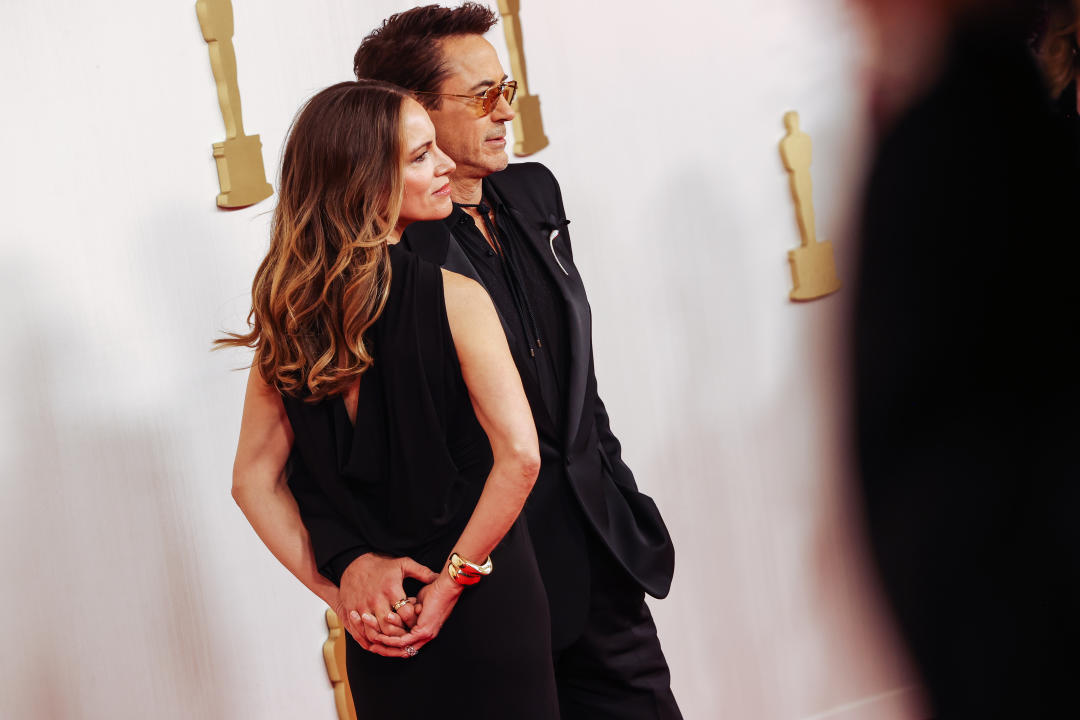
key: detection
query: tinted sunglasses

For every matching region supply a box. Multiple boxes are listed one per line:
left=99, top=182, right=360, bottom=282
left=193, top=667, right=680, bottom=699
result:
left=414, top=80, right=517, bottom=117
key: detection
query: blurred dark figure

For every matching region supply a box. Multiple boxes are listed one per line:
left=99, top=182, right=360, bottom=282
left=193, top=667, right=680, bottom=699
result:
left=1034, top=0, right=1080, bottom=133
left=851, top=0, right=1080, bottom=717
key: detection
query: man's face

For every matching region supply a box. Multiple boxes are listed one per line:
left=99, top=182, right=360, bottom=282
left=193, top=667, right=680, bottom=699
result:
left=426, top=34, right=516, bottom=181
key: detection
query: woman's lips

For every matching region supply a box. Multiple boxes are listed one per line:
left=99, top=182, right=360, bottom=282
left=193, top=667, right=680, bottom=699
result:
left=433, top=182, right=451, bottom=197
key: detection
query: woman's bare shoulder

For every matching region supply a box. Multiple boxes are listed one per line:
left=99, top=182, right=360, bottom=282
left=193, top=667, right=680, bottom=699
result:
left=440, top=268, right=488, bottom=307
left=440, top=269, right=500, bottom=343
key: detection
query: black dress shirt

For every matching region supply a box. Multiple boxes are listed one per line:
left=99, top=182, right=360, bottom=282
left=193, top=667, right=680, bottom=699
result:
left=447, top=198, right=570, bottom=430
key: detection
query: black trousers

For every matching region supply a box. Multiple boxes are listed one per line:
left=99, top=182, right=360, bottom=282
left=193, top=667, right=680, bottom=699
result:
left=553, top=529, right=682, bottom=720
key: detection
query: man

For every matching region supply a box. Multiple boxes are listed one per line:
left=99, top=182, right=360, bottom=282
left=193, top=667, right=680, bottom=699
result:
left=306, top=4, right=679, bottom=718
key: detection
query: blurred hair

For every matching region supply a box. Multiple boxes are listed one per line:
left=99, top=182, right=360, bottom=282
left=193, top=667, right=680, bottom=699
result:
left=353, top=3, right=498, bottom=110
left=1036, top=0, right=1080, bottom=97
left=858, top=0, right=1047, bottom=26
left=216, top=80, right=411, bottom=401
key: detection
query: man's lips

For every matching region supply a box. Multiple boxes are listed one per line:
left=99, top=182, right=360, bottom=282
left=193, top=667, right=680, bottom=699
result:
left=485, top=136, right=506, bottom=144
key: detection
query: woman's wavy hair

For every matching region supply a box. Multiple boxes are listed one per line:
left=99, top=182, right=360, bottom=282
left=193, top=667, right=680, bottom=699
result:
left=217, top=80, right=412, bottom=401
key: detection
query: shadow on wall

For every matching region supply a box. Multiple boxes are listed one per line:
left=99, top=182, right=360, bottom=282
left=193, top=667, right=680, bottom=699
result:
left=0, top=257, right=232, bottom=719
left=645, top=165, right=774, bottom=716
left=643, top=161, right=924, bottom=719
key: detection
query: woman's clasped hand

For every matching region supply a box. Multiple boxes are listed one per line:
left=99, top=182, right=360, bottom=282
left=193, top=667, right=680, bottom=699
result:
left=346, top=555, right=468, bottom=658
left=335, top=553, right=439, bottom=658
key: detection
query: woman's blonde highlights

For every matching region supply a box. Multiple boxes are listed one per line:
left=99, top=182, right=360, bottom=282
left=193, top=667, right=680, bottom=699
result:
left=218, top=81, right=412, bottom=401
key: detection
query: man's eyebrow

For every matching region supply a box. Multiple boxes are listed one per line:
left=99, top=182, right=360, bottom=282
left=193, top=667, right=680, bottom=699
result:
left=466, top=74, right=508, bottom=93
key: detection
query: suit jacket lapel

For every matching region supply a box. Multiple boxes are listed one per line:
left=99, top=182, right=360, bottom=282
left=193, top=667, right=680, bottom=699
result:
left=495, top=190, right=592, bottom=451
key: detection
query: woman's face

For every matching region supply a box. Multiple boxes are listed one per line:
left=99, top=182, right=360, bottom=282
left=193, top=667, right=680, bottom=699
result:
left=398, top=98, right=456, bottom=228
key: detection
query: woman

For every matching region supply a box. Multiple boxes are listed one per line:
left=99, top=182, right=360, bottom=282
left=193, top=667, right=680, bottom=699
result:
left=219, top=80, right=558, bottom=718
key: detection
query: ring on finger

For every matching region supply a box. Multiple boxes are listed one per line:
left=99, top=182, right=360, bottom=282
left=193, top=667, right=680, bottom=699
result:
left=391, top=598, right=409, bottom=612
left=405, top=645, right=418, bottom=657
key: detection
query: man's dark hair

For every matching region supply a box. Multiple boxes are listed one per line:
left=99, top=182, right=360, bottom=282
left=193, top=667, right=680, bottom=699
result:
left=353, top=3, right=498, bottom=110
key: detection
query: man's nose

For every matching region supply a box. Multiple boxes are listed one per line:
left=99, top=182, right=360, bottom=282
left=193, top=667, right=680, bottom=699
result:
left=490, top=93, right=516, bottom=122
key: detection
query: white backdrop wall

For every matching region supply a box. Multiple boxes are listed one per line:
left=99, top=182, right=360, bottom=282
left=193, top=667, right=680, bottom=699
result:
left=0, top=1, right=924, bottom=718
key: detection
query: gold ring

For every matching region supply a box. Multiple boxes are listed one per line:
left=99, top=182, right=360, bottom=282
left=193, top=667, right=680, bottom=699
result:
left=391, top=598, right=409, bottom=612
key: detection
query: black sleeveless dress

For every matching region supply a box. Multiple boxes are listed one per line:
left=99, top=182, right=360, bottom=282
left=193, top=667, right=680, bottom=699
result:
left=280, top=246, right=558, bottom=719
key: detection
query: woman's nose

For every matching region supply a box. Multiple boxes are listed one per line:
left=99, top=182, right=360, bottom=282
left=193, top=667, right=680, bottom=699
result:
left=434, top=146, right=456, bottom=176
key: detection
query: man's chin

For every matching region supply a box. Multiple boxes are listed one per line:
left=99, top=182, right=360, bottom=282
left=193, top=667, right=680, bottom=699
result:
left=456, top=151, right=509, bottom=179
left=490, top=151, right=510, bottom=172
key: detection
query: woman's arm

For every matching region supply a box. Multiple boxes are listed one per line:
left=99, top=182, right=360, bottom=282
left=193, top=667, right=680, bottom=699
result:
left=439, top=269, right=540, bottom=570
left=231, top=369, right=416, bottom=657
left=371, top=270, right=540, bottom=652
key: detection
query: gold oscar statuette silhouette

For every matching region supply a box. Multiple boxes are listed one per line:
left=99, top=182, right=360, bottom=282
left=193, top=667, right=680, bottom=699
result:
left=196, top=0, right=273, bottom=208
left=323, top=609, right=358, bottom=720
left=779, top=111, right=840, bottom=301
left=497, top=0, right=550, bottom=156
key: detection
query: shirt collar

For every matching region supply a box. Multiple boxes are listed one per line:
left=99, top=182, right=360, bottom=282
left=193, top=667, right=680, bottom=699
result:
left=445, top=203, right=471, bottom=228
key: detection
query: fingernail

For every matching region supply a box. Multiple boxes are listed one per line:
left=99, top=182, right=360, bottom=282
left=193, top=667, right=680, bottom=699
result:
left=349, top=611, right=361, bottom=622
left=387, top=613, right=396, bottom=621
left=361, top=613, right=375, bottom=622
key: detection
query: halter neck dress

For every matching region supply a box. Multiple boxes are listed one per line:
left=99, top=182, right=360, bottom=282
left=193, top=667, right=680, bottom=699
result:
left=280, top=245, right=557, bottom=718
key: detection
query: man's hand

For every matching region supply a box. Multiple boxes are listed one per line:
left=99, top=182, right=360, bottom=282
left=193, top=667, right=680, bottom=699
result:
left=338, top=553, right=438, bottom=654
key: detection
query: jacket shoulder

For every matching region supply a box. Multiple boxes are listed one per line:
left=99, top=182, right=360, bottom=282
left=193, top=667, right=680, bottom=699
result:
left=489, top=163, right=564, bottom=219
left=490, top=161, right=559, bottom=195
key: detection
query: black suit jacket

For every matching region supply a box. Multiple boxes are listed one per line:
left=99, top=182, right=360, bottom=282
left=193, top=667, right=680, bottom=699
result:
left=402, top=163, right=674, bottom=644
left=291, top=162, right=674, bottom=646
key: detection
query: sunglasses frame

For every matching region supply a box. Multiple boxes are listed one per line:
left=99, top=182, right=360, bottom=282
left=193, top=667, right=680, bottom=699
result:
left=414, top=80, right=518, bottom=117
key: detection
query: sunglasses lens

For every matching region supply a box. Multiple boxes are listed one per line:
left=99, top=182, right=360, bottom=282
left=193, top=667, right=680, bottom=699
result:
left=480, top=84, right=517, bottom=115
left=482, top=87, right=500, bottom=115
